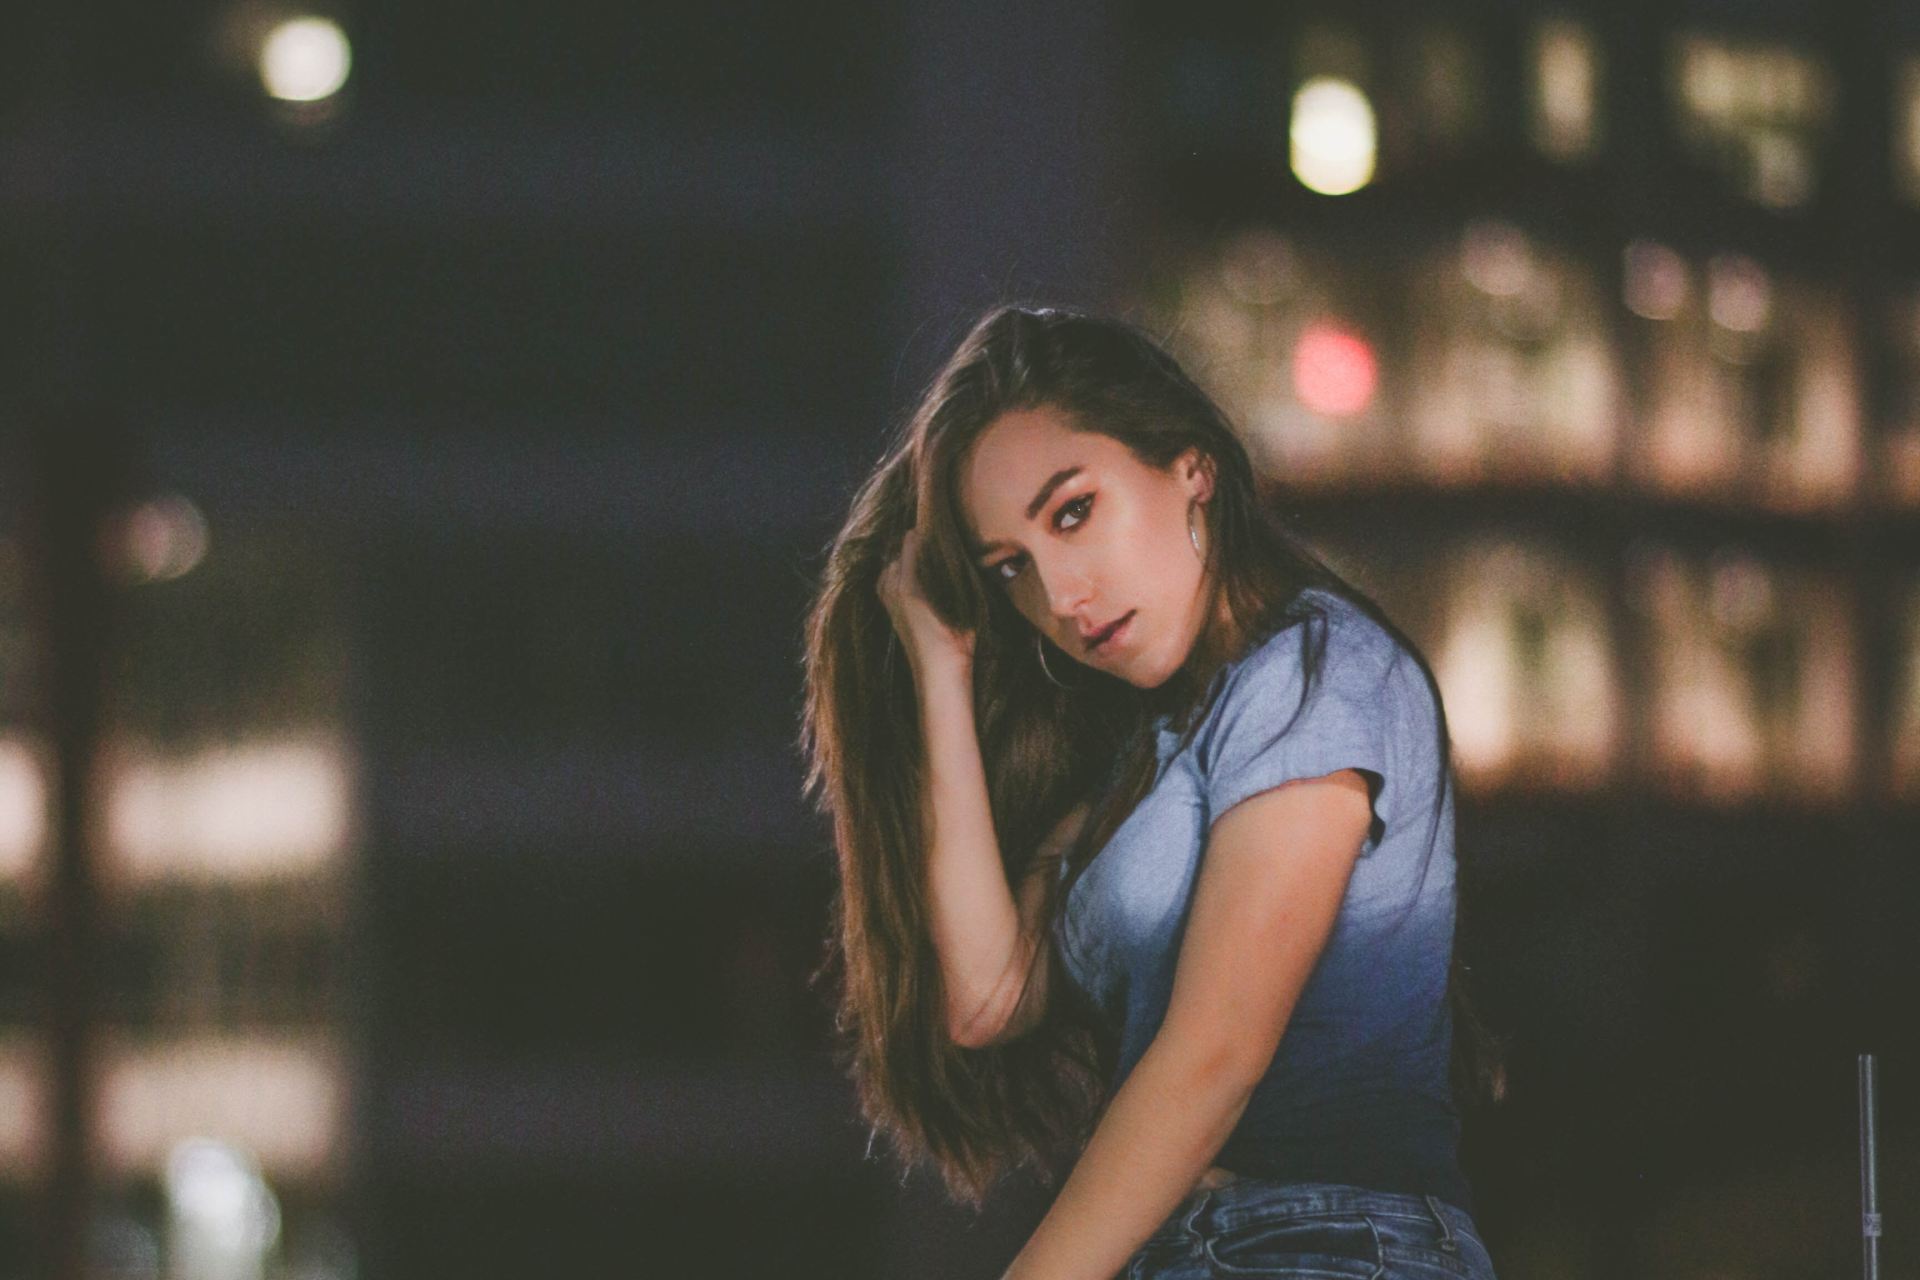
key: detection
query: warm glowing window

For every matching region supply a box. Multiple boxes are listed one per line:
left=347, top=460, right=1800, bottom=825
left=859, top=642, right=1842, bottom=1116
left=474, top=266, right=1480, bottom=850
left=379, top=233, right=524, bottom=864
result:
left=1627, top=245, right=1860, bottom=511
left=1430, top=538, right=1619, bottom=790
left=1669, top=32, right=1834, bottom=208
left=1893, top=582, right=1920, bottom=800
left=1884, top=285, right=1920, bottom=507
left=1631, top=545, right=1855, bottom=803
left=1528, top=16, right=1603, bottom=161
left=1403, top=221, right=1622, bottom=485
left=1895, top=56, right=1920, bottom=207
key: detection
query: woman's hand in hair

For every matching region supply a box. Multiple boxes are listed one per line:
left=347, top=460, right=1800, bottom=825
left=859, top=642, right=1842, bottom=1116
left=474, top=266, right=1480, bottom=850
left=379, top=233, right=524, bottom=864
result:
left=877, top=523, right=976, bottom=677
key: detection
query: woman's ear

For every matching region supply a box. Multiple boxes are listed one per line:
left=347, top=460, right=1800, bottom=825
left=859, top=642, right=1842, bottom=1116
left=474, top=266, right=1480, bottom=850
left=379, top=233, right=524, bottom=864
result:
left=1183, top=449, right=1215, bottom=503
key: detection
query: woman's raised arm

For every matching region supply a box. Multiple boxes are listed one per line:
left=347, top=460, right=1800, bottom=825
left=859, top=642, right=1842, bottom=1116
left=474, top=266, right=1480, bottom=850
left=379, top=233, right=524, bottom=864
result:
left=913, top=657, right=1028, bottom=1047
left=961, top=798, right=1091, bottom=1049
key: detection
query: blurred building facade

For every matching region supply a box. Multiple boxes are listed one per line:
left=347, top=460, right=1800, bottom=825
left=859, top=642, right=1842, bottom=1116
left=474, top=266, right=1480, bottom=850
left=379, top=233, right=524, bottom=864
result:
left=1, top=1, right=1916, bottom=1278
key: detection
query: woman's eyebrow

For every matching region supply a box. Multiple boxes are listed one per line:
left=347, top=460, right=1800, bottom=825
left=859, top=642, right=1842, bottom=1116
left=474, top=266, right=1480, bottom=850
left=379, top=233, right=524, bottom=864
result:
left=969, top=465, right=1084, bottom=559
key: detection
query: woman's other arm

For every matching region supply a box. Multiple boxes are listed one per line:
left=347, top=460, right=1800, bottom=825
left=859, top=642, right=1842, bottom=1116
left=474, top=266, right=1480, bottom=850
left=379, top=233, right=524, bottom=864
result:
left=998, top=770, right=1372, bottom=1280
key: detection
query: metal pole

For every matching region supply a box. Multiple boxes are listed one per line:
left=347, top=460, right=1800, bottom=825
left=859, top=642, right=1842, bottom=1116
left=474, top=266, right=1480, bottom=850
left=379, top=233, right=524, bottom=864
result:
left=1858, top=1052, right=1880, bottom=1280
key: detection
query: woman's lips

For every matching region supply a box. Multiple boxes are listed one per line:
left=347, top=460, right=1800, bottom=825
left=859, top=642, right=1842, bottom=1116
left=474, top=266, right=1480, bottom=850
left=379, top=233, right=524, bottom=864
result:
left=1087, top=610, right=1135, bottom=652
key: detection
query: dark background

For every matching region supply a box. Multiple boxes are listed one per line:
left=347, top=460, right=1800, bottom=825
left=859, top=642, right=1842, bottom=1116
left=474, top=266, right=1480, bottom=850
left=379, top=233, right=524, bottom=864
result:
left=1, top=1, right=1916, bottom=1278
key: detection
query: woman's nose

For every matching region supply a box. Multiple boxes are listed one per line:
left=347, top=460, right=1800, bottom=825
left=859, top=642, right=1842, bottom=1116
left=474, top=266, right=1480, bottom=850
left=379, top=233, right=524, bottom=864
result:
left=1044, top=564, right=1094, bottom=616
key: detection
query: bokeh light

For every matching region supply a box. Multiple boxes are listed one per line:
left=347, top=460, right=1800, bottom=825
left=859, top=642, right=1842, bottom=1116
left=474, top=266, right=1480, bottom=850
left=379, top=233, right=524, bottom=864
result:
left=1289, top=76, right=1377, bottom=196
left=1291, top=322, right=1378, bottom=417
left=257, top=16, right=352, bottom=103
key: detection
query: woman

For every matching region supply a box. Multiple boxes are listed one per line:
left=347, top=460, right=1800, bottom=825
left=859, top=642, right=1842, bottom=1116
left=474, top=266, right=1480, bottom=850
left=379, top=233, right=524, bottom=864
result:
left=799, top=304, right=1506, bottom=1279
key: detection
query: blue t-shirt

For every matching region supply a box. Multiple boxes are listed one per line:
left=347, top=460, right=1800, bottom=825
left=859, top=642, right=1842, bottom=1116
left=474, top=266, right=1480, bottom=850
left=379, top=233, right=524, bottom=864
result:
left=1053, top=586, right=1471, bottom=1213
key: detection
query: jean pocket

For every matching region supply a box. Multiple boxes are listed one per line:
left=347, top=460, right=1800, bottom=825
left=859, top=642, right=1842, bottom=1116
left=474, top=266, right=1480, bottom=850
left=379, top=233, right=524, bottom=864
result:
left=1200, top=1212, right=1383, bottom=1278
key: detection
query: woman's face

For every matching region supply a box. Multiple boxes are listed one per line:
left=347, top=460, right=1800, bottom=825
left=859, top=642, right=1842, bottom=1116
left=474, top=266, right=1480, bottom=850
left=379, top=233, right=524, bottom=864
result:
left=958, top=404, right=1214, bottom=689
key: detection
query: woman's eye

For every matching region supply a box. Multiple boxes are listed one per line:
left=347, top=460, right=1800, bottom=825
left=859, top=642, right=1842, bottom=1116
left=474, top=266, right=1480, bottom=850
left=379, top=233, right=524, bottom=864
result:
left=988, top=494, right=1093, bottom=585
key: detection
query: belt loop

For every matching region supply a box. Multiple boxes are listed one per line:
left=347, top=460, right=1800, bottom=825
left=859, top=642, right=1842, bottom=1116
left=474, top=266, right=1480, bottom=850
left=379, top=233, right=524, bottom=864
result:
left=1423, top=1194, right=1460, bottom=1252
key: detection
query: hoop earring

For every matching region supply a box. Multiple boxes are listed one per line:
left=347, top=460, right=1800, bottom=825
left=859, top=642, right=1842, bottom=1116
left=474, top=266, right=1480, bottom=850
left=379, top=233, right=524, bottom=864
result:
left=1036, top=634, right=1076, bottom=690
left=1188, top=498, right=1205, bottom=561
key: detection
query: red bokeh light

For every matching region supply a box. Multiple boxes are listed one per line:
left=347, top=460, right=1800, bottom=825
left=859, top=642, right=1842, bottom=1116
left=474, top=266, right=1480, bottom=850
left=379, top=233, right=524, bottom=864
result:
left=1292, top=322, right=1378, bottom=416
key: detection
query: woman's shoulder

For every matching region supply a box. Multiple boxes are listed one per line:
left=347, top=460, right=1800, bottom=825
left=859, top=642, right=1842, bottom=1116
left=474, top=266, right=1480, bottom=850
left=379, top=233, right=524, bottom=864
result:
left=1186, top=585, right=1419, bottom=788
left=1188, top=588, right=1414, bottom=755
left=1162, top=586, right=1415, bottom=765
left=1231, top=585, right=1405, bottom=691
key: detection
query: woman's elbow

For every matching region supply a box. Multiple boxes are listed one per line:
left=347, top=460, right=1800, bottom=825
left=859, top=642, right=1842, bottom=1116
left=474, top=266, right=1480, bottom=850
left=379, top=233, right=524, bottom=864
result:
left=949, top=947, right=1050, bottom=1049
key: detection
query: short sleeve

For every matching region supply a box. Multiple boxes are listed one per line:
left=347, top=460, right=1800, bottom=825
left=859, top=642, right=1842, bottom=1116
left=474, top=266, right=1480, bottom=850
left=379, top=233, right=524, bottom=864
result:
left=1198, top=604, right=1398, bottom=856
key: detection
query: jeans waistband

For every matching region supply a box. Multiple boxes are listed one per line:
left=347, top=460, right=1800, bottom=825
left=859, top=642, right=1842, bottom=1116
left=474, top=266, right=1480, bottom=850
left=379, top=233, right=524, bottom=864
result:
left=1168, top=1178, right=1477, bottom=1244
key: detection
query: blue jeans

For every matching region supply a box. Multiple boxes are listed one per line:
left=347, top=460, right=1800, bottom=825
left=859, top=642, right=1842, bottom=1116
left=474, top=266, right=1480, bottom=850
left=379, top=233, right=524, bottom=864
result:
left=1122, top=1179, right=1498, bottom=1279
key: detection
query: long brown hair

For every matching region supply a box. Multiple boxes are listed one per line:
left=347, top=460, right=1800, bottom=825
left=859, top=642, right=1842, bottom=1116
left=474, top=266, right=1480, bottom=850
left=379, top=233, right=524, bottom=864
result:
left=797, top=303, right=1507, bottom=1209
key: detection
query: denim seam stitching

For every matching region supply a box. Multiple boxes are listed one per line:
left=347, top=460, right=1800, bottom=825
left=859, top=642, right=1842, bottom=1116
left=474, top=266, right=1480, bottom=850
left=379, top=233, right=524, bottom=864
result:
left=1195, top=1211, right=1391, bottom=1279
